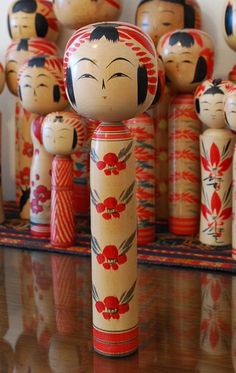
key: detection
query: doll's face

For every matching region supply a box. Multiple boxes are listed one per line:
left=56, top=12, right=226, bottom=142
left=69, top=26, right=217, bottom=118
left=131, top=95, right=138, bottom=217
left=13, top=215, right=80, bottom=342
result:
left=136, top=0, right=184, bottom=46
left=68, top=37, right=139, bottom=122
left=5, top=60, right=18, bottom=95
left=42, top=116, right=75, bottom=155
left=53, top=0, right=122, bottom=29
left=196, top=93, right=225, bottom=129
left=224, top=92, right=236, bottom=131
left=9, top=11, right=36, bottom=40
left=19, top=66, right=67, bottom=115
left=0, top=64, right=5, bottom=95
left=224, top=1, right=236, bottom=51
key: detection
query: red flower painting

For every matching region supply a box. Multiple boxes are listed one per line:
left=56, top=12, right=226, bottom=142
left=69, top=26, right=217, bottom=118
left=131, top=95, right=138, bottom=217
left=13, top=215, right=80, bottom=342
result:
left=33, top=185, right=51, bottom=203
left=92, top=281, right=136, bottom=320
left=91, top=232, right=136, bottom=270
left=201, top=140, right=233, bottom=190
left=23, top=142, right=33, bottom=158
left=20, top=167, right=30, bottom=186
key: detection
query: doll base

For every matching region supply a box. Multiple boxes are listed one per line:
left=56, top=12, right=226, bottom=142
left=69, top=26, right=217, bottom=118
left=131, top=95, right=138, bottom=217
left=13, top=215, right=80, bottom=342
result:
left=51, top=239, right=75, bottom=248
left=137, top=226, right=155, bottom=245
left=169, top=217, right=199, bottom=236
left=31, top=222, right=50, bottom=238
left=93, top=325, right=138, bottom=357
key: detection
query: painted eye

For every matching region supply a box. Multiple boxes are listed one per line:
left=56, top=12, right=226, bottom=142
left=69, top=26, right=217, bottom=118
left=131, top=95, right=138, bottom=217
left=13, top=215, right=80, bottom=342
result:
left=141, top=23, right=149, bottom=27
left=78, top=74, right=97, bottom=80
left=203, top=108, right=209, bottom=111
left=182, top=60, right=192, bottom=64
left=230, top=110, right=236, bottom=113
left=108, top=72, right=130, bottom=81
left=216, top=109, right=223, bottom=112
left=23, top=84, right=31, bottom=88
left=37, top=83, right=48, bottom=88
left=7, top=70, right=16, bottom=74
left=162, top=22, right=171, bottom=26
left=22, top=25, right=28, bottom=28
left=166, top=60, right=174, bottom=64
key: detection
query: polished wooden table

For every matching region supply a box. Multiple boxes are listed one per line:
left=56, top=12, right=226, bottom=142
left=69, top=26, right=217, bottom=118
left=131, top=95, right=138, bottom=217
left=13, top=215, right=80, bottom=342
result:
left=0, top=247, right=234, bottom=372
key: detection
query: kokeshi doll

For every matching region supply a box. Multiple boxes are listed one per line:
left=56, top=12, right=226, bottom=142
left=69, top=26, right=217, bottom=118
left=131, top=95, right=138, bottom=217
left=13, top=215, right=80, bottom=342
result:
left=194, top=79, right=234, bottom=246
left=223, top=0, right=236, bottom=81
left=53, top=0, right=122, bottom=30
left=5, top=38, right=59, bottom=219
left=64, top=22, right=158, bottom=356
left=72, top=118, right=99, bottom=216
left=7, top=0, right=59, bottom=42
left=0, top=64, right=5, bottom=224
left=42, top=111, right=85, bottom=247
left=18, top=56, right=68, bottom=237
left=157, top=29, right=214, bottom=235
left=224, top=86, right=236, bottom=257
left=200, top=273, right=231, bottom=356
left=125, top=113, right=155, bottom=245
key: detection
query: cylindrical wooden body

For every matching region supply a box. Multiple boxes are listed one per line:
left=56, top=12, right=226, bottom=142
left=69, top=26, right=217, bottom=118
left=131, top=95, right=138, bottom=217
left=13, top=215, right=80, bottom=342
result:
left=125, top=112, right=155, bottom=244
left=200, top=129, right=234, bottom=246
left=232, top=145, right=236, bottom=259
left=30, top=116, right=52, bottom=237
left=168, top=94, right=201, bottom=235
left=51, top=156, right=75, bottom=247
left=200, top=273, right=231, bottom=355
left=0, top=115, right=4, bottom=224
left=90, top=122, right=138, bottom=357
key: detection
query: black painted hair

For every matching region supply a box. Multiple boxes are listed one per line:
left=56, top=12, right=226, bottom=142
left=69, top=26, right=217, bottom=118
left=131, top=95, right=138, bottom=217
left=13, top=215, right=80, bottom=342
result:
left=12, top=0, right=37, bottom=13
left=169, top=31, right=194, bottom=48
left=137, top=0, right=195, bottom=28
left=17, top=38, right=29, bottom=51
left=225, top=3, right=233, bottom=36
left=72, top=129, right=78, bottom=150
left=204, top=79, right=225, bottom=95
left=28, top=56, right=46, bottom=67
left=191, top=56, right=207, bottom=84
left=90, top=24, right=119, bottom=42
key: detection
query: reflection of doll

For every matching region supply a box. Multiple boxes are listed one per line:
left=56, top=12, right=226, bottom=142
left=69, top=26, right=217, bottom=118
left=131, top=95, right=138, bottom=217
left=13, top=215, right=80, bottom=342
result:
left=224, top=86, right=236, bottom=256
left=8, top=0, right=59, bottom=41
left=18, top=56, right=68, bottom=237
left=5, top=38, right=59, bottom=219
left=158, top=29, right=214, bottom=235
left=64, top=22, right=158, bottom=356
left=53, top=0, right=122, bottom=29
left=42, top=112, right=85, bottom=247
left=0, top=64, right=5, bottom=224
left=194, top=79, right=234, bottom=246
left=136, top=0, right=201, bottom=46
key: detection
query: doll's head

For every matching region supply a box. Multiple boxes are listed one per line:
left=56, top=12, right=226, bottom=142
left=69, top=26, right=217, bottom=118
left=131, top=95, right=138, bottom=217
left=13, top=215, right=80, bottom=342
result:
left=224, top=85, right=236, bottom=131
left=18, top=56, right=68, bottom=115
left=224, top=0, right=236, bottom=51
left=8, top=0, right=59, bottom=41
left=0, top=64, right=5, bottom=95
left=53, top=0, right=122, bottom=30
left=157, top=29, right=214, bottom=93
left=194, top=78, right=232, bottom=129
left=64, top=22, right=158, bottom=122
left=5, top=38, right=59, bottom=96
left=42, top=111, right=85, bottom=155
left=136, top=0, right=201, bottom=46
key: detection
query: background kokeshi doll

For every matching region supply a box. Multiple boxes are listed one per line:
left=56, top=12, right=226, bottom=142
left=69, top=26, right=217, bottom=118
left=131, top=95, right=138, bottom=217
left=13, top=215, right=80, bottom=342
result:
left=18, top=56, right=68, bottom=237
left=5, top=38, right=59, bottom=219
left=194, top=79, right=234, bottom=246
left=157, top=29, right=214, bottom=235
left=136, top=0, right=202, bottom=220
left=224, top=86, right=236, bottom=257
left=53, top=0, right=122, bottom=29
left=0, top=64, right=5, bottom=224
left=42, top=111, right=85, bottom=248
left=64, top=22, right=158, bottom=356
left=223, top=0, right=236, bottom=82
left=8, top=0, right=59, bottom=42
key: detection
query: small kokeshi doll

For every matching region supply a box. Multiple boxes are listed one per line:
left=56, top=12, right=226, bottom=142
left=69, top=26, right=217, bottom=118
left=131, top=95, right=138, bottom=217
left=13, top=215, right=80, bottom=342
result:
left=224, top=0, right=236, bottom=82
left=194, top=79, right=234, bottom=246
left=157, top=29, right=214, bottom=235
left=6, top=38, right=59, bottom=219
left=18, top=56, right=68, bottom=237
left=53, top=0, right=122, bottom=30
left=8, top=0, right=59, bottom=42
left=64, top=22, right=158, bottom=357
left=0, top=64, right=5, bottom=224
left=136, top=0, right=201, bottom=47
left=42, top=111, right=85, bottom=248
left=224, top=86, right=236, bottom=256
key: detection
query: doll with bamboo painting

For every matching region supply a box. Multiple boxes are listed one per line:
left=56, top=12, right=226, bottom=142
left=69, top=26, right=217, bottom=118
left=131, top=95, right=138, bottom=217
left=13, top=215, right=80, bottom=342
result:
left=64, top=22, right=158, bottom=356
left=18, top=56, right=68, bottom=237
left=7, top=0, right=59, bottom=42
left=42, top=112, right=85, bottom=248
left=194, top=79, right=234, bottom=246
left=157, top=29, right=214, bottom=235
left=52, top=0, right=122, bottom=30
left=5, top=38, right=59, bottom=219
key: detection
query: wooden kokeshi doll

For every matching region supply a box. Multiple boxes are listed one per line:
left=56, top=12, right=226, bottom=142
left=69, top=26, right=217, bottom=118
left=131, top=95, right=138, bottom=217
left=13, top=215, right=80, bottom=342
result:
left=18, top=56, right=68, bottom=237
left=5, top=38, right=59, bottom=220
left=42, top=111, right=85, bottom=247
left=224, top=86, right=236, bottom=257
left=53, top=0, right=122, bottom=29
left=64, top=22, right=158, bottom=357
left=0, top=64, right=5, bottom=224
left=194, top=79, right=234, bottom=246
left=223, top=0, right=236, bottom=81
left=8, top=0, right=59, bottom=42
left=157, top=29, right=214, bottom=235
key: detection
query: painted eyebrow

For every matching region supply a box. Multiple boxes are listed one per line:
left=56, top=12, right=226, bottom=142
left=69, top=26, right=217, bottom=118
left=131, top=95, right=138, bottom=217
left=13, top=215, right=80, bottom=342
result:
left=180, top=52, right=192, bottom=55
left=76, top=57, right=97, bottom=66
left=37, top=74, right=49, bottom=78
left=201, top=101, right=210, bottom=104
left=23, top=74, right=32, bottom=78
left=58, top=128, right=71, bottom=131
left=106, top=57, right=133, bottom=68
left=160, top=10, right=175, bottom=14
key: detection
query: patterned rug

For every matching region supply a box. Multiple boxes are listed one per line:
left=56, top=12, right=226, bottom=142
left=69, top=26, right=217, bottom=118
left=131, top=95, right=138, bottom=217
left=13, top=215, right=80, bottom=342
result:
left=2, top=202, right=236, bottom=274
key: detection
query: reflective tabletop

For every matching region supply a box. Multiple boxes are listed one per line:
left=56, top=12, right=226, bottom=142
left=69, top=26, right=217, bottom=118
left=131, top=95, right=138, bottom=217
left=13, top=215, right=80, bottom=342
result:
left=0, top=248, right=235, bottom=372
